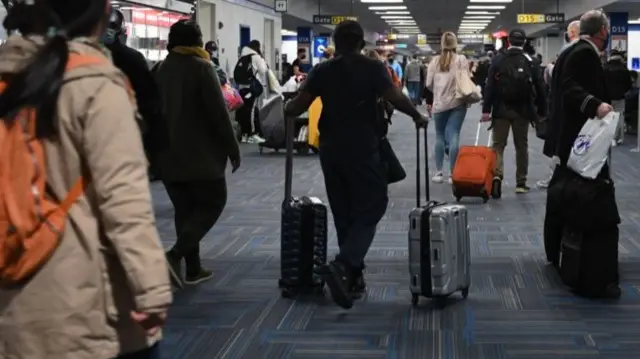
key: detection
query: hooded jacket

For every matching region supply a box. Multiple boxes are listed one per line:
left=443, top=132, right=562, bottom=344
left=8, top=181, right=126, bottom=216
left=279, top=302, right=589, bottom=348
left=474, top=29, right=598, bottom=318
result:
left=239, top=46, right=268, bottom=86
left=0, top=35, right=172, bottom=359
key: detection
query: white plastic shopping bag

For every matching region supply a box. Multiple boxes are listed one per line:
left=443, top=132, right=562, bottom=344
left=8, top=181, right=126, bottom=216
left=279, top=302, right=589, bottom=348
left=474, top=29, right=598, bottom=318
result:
left=402, top=86, right=409, bottom=97
left=567, top=112, right=619, bottom=179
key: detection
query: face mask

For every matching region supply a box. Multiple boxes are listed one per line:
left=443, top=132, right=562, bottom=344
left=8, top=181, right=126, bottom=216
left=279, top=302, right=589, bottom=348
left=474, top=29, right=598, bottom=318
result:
left=300, top=55, right=306, bottom=60
left=211, top=50, right=218, bottom=58
left=101, top=28, right=117, bottom=45
left=564, top=33, right=570, bottom=43
left=388, top=58, right=394, bottom=63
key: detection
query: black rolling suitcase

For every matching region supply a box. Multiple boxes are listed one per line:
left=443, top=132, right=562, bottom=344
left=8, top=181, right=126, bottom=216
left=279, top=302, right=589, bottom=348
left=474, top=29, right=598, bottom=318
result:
left=278, top=114, right=328, bottom=298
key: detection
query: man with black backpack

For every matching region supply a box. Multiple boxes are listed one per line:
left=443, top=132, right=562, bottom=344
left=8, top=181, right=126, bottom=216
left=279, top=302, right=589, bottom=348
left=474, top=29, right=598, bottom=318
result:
left=234, top=40, right=268, bottom=143
left=481, top=29, right=547, bottom=197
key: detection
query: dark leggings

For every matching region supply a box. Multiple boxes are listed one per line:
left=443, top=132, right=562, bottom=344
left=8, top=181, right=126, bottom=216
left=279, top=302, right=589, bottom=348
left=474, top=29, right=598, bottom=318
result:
left=236, top=89, right=258, bottom=136
left=163, top=179, right=228, bottom=276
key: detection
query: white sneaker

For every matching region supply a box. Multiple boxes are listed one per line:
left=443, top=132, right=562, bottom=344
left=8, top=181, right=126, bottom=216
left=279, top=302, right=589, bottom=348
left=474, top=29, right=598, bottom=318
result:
left=448, top=177, right=453, bottom=185
left=536, top=178, right=550, bottom=189
left=248, top=134, right=266, bottom=144
left=611, top=140, right=618, bottom=147
left=432, top=172, right=444, bottom=183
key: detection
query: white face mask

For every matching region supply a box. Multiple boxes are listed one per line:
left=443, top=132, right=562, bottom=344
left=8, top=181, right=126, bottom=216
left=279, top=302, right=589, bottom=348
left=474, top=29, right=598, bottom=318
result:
left=211, top=51, right=218, bottom=58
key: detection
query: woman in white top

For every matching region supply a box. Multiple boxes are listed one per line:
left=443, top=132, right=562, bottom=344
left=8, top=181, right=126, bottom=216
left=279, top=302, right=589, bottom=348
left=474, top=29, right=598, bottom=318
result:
left=426, top=32, right=469, bottom=183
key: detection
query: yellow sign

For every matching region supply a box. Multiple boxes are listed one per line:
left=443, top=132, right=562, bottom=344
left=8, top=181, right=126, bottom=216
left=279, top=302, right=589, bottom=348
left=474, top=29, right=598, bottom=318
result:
left=331, top=16, right=358, bottom=25
left=517, top=13, right=545, bottom=24
left=417, top=34, right=427, bottom=45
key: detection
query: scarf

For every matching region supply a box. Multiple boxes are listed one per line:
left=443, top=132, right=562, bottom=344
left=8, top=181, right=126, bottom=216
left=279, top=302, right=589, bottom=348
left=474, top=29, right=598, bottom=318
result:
left=171, top=46, right=211, bottom=61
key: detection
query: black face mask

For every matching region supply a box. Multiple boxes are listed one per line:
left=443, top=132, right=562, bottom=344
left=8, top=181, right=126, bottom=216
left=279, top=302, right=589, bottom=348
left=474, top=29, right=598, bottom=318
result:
left=565, top=33, right=570, bottom=43
left=388, top=58, right=394, bottom=63
left=300, top=55, right=306, bottom=60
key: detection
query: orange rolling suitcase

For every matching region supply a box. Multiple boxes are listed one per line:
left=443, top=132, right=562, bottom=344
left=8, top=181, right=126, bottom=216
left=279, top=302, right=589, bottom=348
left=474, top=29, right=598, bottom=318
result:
left=451, top=123, right=496, bottom=203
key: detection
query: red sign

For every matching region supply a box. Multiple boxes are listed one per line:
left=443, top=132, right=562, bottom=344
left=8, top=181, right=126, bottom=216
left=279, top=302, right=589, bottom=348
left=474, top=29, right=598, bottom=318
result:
left=130, top=9, right=189, bottom=28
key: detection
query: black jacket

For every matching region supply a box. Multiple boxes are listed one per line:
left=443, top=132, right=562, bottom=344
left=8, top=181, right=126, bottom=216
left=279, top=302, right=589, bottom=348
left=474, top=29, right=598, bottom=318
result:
left=546, top=39, right=610, bottom=163
left=482, top=47, right=547, bottom=119
left=604, top=56, right=632, bottom=101
left=107, top=41, right=165, bottom=155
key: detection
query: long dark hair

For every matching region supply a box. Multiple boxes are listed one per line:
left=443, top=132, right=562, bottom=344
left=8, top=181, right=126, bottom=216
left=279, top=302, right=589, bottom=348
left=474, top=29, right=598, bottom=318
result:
left=0, top=0, right=108, bottom=138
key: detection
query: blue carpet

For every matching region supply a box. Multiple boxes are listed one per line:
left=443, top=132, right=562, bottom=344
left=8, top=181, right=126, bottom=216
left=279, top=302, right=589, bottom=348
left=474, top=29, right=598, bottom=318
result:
left=153, top=105, right=640, bottom=359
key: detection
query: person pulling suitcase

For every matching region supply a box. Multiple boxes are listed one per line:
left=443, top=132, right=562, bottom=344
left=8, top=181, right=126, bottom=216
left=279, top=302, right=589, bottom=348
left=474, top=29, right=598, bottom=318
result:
left=284, top=20, right=427, bottom=309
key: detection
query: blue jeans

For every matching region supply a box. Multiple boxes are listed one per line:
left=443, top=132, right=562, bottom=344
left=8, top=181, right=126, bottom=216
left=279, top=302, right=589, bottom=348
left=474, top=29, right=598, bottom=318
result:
left=433, top=105, right=467, bottom=172
left=115, top=344, right=160, bottom=359
left=406, top=81, right=421, bottom=104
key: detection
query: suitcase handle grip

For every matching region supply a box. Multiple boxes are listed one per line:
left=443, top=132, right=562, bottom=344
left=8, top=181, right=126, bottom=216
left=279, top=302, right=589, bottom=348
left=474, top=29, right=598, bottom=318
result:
left=284, top=114, right=294, bottom=201
left=416, top=125, right=429, bottom=207
left=474, top=122, right=493, bottom=147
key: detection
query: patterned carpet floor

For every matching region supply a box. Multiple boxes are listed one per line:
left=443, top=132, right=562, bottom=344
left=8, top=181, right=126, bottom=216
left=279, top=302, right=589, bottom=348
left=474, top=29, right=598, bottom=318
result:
left=153, top=105, right=640, bottom=359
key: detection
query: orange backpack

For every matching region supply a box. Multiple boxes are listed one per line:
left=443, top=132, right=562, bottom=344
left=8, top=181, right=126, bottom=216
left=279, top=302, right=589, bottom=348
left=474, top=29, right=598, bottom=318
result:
left=0, top=53, right=112, bottom=288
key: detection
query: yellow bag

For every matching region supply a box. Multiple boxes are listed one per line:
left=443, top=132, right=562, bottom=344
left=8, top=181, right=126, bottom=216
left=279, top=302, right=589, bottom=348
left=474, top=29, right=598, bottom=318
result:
left=308, top=98, right=322, bottom=149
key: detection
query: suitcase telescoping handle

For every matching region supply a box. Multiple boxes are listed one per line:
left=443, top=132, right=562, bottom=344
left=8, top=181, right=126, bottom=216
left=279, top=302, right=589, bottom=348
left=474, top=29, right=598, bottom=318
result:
left=284, top=115, right=294, bottom=201
left=415, top=126, right=429, bottom=207
left=474, top=122, right=493, bottom=146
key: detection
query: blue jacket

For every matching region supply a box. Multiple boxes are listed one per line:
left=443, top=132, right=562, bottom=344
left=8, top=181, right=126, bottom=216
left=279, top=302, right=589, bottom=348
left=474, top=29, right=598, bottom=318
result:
left=482, top=47, right=547, bottom=118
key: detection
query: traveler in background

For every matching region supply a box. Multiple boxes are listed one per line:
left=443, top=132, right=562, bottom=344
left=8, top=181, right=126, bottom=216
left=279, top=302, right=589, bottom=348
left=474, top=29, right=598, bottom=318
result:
left=482, top=28, right=547, bottom=197
left=155, top=20, right=241, bottom=288
left=292, top=48, right=312, bottom=76
left=474, top=57, right=490, bottom=95
left=102, top=8, right=166, bottom=181
left=426, top=32, right=470, bottom=184
left=625, top=70, right=639, bottom=134
left=548, top=9, right=619, bottom=299
left=404, top=55, right=422, bottom=104
left=205, top=40, right=229, bottom=85
left=205, top=40, right=220, bottom=66
left=284, top=20, right=427, bottom=310
left=0, top=0, right=172, bottom=358
left=604, top=50, right=632, bottom=146
left=388, top=52, right=403, bottom=79
left=235, top=39, right=268, bottom=143
left=538, top=20, right=580, bottom=189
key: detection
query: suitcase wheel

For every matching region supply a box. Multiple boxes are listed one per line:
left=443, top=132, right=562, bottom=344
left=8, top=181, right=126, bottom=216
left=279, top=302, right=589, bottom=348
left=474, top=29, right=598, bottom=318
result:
left=461, top=287, right=469, bottom=299
left=281, top=288, right=295, bottom=298
left=258, top=146, right=264, bottom=155
left=411, top=294, right=419, bottom=306
left=482, top=195, right=489, bottom=204
left=455, top=196, right=461, bottom=203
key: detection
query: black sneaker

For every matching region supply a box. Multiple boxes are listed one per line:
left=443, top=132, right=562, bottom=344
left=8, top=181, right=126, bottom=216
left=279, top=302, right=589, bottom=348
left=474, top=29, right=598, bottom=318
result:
left=165, top=252, right=184, bottom=289
left=491, top=177, right=502, bottom=199
left=351, top=274, right=366, bottom=299
left=184, top=269, right=214, bottom=285
left=319, top=260, right=354, bottom=309
left=515, top=184, right=530, bottom=194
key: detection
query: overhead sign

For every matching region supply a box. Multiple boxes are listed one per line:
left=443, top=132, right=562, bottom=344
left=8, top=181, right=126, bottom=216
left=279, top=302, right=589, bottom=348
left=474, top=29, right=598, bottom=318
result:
left=426, top=33, right=441, bottom=45
left=457, top=33, right=485, bottom=44
left=417, top=34, right=427, bottom=45
left=312, top=15, right=358, bottom=25
left=517, top=13, right=565, bottom=24
left=274, top=0, right=287, bottom=12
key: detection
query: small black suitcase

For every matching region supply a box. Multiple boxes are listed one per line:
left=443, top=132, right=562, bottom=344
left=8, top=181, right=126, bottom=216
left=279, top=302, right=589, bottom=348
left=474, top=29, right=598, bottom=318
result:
left=278, top=113, right=327, bottom=298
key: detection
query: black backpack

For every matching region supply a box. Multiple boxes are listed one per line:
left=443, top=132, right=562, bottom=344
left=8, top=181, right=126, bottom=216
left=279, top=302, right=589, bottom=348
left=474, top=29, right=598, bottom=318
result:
left=233, top=54, right=263, bottom=96
left=498, top=51, right=533, bottom=104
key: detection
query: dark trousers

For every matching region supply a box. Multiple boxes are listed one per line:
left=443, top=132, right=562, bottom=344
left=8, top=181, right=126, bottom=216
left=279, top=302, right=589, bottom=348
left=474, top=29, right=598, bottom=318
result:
left=236, top=89, right=260, bottom=136
left=114, top=344, right=159, bottom=359
left=491, top=108, right=530, bottom=185
left=163, top=179, right=227, bottom=276
left=320, top=149, right=389, bottom=271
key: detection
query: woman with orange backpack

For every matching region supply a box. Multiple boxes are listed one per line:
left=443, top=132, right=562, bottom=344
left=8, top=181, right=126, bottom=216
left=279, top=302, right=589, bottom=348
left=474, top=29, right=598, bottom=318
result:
left=0, top=1, right=171, bottom=358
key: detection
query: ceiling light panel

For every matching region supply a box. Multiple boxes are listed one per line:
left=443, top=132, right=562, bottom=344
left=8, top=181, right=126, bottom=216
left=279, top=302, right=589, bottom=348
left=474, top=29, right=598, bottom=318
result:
left=368, top=5, right=407, bottom=9
left=463, top=16, right=495, bottom=19
left=381, top=15, right=413, bottom=19
left=360, top=0, right=403, bottom=3
left=469, top=0, right=511, bottom=2
left=467, top=5, right=505, bottom=9
left=375, top=11, right=410, bottom=14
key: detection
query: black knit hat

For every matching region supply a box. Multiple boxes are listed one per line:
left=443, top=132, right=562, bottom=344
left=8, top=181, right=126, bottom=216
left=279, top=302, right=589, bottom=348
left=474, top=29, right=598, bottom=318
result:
left=167, top=20, right=203, bottom=50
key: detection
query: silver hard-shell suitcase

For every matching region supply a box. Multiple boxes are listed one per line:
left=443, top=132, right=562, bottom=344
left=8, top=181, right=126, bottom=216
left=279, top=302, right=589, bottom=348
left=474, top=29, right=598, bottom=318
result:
left=409, top=127, right=471, bottom=306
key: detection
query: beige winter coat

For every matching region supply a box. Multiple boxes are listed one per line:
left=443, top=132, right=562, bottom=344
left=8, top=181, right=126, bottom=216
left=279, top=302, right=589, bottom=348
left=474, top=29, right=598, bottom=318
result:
left=0, top=35, right=172, bottom=359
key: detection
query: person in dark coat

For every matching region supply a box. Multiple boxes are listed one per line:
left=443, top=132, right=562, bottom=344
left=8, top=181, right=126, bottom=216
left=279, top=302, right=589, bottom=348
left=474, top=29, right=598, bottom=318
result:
left=156, top=20, right=241, bottom=288
left=545, top=9, right=620, bottom=299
